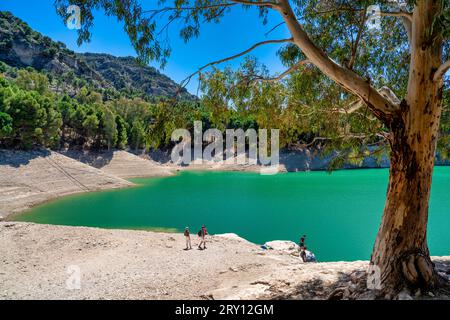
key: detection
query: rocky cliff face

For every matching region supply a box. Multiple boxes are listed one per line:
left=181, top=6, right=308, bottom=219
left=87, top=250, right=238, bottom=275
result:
left=0, top=11, right=195, bottom=100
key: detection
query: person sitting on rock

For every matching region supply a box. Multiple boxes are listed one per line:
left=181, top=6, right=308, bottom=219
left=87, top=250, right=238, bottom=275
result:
left=304, top=247, right=317, bottom=263
left=300, top=247, right=307, bottom=262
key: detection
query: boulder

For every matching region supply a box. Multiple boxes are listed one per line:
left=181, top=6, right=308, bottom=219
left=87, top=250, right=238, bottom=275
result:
left=214, top=233, right=251, bottom=243
left=264, top=240, right=299, bottom=254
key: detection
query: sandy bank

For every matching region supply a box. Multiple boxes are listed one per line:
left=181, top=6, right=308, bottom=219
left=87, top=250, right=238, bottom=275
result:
left=0, top=149, right=271, bottom=219
left=60, top=150, right=175, bottom=179
left=1, top=222, right=448, bottom=300
left=0, top=149, right=133, bottom=218
left=0, top=222, right=297, bottom=300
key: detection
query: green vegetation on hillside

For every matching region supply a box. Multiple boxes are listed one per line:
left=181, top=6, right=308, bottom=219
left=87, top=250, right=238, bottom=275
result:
left=1, top=58, right=448, bottom=165
left=0, top=11, right=194, bottom=101
left=0, top=64, right=196, bottom=150
left=0, top=63, right=305, bottom=151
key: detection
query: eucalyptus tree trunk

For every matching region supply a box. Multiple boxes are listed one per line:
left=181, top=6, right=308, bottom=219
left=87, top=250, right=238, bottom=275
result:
left=370, top=0, right=445, bottom=294
left=277, top=0, right=447, bottom=296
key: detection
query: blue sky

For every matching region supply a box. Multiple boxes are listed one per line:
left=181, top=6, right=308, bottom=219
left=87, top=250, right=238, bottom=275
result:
left=1, top=0, right=290, bottom=94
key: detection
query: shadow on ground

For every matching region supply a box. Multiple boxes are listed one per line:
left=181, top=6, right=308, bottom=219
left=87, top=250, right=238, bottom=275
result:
left=60, top=150, right=115, bottom=168
left=0, top=149, right=51, bottom=167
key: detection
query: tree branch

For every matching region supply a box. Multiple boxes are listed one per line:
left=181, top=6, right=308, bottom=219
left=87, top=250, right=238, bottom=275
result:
left=265, top=21, right=286, bottom=37
left=229, top=0, right=279, bottom=8
left=144, top=0, right=279, bottom=19
left=400, top=16, right=412, bottom=44
left=378, top=86, right=402, bottom=105
left=180, top=38, right=293, bottom=88
left=203, top=5, right=229, bottom=23
left=316, top=6, right=412, bottom=44
left=333, top=99, right=364, bottom=114
left=434, top=60, right=450, bottom=82
left=144, top=3, right=237, bottom=17
left=245, top=60, right=310, bottom=84
left=295, top=133, right=384, bottom=149
left=378, top=11, right=412, bottom=21
left=333, top=85, right=400, bottom=115
left=276, top=0, right=399, bottom=121
left=317, top=7, right=412, bottom=22
left=347, top=8, right=367, bottom=70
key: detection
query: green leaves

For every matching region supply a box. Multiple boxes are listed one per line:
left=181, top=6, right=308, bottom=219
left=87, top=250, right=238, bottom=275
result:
left=428, top=4, right=449, bottom=44
left=0, top=77, right=62, bottom=149
left=15, top=69, right=50, bottom=95
left=0, top=112, right=12, bottom=138
left=115, top=115, right=128, bottom=149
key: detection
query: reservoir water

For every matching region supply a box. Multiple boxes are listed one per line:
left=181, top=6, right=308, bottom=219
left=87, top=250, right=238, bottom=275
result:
left=14, top=167, right=450, bottom=262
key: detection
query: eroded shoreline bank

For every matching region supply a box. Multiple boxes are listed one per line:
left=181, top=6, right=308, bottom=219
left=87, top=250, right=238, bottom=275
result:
left=0, top=148, right=383, bottom=219
left=0, top=149, right=173, bottom=219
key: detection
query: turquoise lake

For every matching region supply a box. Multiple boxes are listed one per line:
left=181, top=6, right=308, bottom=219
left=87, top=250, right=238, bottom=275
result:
left=14, top=167, right=450, bottom=262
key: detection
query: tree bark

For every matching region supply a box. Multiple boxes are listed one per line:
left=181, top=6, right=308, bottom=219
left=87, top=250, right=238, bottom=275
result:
left=273, top=0, right=446, bottom=296
left=370, top=0, right=445, bottom=295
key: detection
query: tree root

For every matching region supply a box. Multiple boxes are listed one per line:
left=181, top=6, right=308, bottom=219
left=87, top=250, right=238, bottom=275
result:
left=416, top=255, right=433, bottom=284
left=324, top=258, right=450, bottom=300
left=401, top=253, right=437, bottom=289
left=402, top=255, right=418, bottom=283
left=327, top=287, right=346, bottom=300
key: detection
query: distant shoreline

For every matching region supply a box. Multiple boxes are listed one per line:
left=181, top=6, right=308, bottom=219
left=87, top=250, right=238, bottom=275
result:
left=1, top=148, right=448, bottom=220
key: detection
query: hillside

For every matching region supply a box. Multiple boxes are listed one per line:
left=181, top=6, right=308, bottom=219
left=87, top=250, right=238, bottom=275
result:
left=0, top=11, right=194, bottom=100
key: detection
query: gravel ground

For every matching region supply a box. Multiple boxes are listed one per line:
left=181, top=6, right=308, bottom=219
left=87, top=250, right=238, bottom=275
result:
left=2, top=222, right=449, bottom=300
left=0, top=222, right=296, bottom=299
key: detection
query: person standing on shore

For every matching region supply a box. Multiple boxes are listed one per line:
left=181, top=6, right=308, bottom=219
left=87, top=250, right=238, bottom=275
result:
left=299, top=235, right=306, bottom=249
left=299, top=234, right=306, bottom=256
left=184, top=227, right=192, bottom=250
left=198, top=225, right=208, bottom=250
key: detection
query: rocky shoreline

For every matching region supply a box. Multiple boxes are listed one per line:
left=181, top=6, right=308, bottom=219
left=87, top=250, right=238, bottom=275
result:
left=1, top=222, right=449, bottom=300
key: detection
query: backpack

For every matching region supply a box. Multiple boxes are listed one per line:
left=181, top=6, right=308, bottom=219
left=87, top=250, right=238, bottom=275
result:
left=198, top=230, right=202, bottom=237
